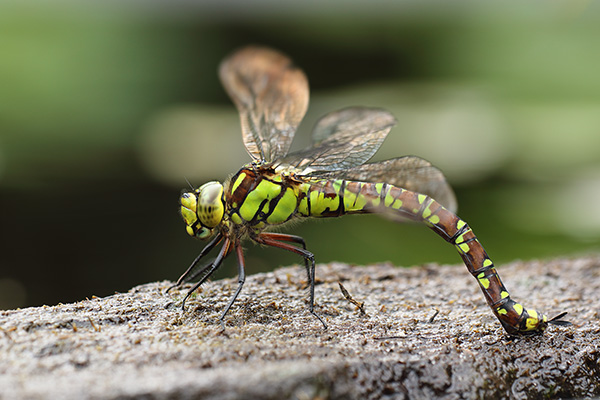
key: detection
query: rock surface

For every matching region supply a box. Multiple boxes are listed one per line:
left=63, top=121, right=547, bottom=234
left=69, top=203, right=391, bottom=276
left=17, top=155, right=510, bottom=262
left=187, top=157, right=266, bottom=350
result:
left=1, top=257, right=599, bottom=399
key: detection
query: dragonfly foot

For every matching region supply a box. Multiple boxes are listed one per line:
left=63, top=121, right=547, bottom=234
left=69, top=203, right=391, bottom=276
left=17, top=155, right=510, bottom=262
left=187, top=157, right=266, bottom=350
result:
left=218, top=319, right=227, bottom=332
left=166, top=282, right=180, bottom=294
left=311, top=310, right=328, bottom=330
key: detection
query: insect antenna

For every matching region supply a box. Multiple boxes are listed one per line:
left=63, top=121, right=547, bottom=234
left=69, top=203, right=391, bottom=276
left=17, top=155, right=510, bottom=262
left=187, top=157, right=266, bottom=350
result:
left=184, top=176, right=195, bottom=190
left=548, top=311, right=572, bottom=326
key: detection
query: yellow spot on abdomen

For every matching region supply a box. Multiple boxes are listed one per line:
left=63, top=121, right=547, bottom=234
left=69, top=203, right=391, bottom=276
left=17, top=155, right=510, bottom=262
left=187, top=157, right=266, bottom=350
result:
left=525, top=309, right=539, bottom=330
left=477, top=272, right=490, bottom=289
left=343, top=185, right=367, bottom=212
left=428, top=215, right=440, bottom=225
left=456, top=243, right=470, bottom=253
left=422, top=206, right=431, bottom=219
left=384, top=194, right=395, bottom=207
left=513, top=303, right=524, bottom=316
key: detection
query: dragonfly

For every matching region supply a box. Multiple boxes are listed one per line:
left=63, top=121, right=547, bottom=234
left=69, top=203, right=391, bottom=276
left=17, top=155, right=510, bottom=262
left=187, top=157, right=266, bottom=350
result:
left=172, top=45, right=570, bottom=335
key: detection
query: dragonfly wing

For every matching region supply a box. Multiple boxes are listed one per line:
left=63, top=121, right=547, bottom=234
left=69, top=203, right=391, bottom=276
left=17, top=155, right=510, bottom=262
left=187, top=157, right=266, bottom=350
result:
left=314, top=156, right=457, bottom=212
left=219, top=46, right=309, bottom=162
left=281, top=107, right=397, bottom=171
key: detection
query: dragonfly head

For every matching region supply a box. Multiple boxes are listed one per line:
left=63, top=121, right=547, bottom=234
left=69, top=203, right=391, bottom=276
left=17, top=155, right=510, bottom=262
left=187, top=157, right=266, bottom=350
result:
left=180, top=181, right=225, bottom=239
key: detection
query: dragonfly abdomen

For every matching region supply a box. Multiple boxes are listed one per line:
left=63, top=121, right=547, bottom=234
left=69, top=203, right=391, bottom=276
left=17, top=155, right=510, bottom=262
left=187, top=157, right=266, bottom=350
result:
left=298, top=180, right=397, bottom=218
left=305, top=179, right=548, bottom=334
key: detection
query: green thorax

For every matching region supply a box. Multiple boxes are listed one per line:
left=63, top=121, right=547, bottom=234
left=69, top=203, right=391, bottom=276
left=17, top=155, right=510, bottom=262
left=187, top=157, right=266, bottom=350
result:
left=225, top=163, right=308, bottom=228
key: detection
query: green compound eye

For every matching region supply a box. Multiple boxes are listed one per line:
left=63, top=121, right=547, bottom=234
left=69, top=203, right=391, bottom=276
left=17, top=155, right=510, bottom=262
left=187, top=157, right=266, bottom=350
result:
left=179, top=182, right=225, bottom=239
left=197, top=181, right=225, bottom=228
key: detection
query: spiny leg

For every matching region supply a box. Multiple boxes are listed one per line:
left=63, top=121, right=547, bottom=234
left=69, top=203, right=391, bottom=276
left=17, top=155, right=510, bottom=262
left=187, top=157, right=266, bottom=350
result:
left=181, top=257, right=219, bottom=284
left=258, top=232, right=312, bottom=304
left=254, top=232, right=327, bottom=329
left=168, top=232, right=224, bottom=292
left=264, top=233, right=316, bottom=325
left=181, top=237, right=232, bottom=310
left=218, top=243, right=246, bottom=326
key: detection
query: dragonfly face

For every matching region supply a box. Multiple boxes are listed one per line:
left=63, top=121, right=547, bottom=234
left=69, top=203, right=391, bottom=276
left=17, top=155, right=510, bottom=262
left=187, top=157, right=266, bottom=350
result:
left=180, top=181, right=225, bottom=239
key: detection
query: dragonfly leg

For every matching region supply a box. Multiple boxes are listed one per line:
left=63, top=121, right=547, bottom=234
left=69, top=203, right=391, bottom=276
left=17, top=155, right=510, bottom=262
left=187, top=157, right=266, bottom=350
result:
left=254, top=232, right=327, bottom=329
left=256, top=233, right=312, bottom=302
left=182, top=259, right=220, bottom=284
left=168, top=233, right=224, bottom=292
left=181, top=237, right=232, bottom=311
left=218, top=243, right=247, bottom=326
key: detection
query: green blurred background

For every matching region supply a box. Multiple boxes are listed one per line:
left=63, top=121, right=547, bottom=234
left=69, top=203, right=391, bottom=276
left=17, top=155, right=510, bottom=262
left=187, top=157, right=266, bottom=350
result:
left=2, top=0, right=600, bottom=310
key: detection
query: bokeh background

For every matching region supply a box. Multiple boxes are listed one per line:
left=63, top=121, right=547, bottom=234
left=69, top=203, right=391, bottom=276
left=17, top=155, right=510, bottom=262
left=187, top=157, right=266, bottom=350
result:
left=2, top=0, right=600, bottom=310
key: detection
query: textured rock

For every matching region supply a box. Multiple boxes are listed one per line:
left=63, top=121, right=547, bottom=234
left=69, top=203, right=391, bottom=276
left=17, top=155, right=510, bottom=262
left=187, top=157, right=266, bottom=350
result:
left=1, top=257, right=599, bottom=399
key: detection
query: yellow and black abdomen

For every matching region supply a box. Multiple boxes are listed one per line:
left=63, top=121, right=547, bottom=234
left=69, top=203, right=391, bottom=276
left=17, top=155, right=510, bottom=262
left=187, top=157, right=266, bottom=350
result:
left=301, top=179, right=550, bottom=334
left=297, top=180, right=401, bottom=218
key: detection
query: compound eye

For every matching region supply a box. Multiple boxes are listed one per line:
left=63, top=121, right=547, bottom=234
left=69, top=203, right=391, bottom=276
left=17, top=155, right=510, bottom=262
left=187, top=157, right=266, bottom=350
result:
left=197, top=181, right=224, bottom=228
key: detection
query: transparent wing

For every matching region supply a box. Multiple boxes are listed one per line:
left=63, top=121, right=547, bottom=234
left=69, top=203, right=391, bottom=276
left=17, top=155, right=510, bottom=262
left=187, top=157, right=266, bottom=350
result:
left=280, top=107, right=397, bottom=172
left=311, top=156, right=457, bottom=212
left=219, top=46, right=309, bottom=162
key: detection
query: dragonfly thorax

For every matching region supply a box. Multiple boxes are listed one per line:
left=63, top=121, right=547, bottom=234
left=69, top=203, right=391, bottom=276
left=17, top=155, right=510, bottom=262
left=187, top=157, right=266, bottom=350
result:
left=180, top=181, right=225, bottom=239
